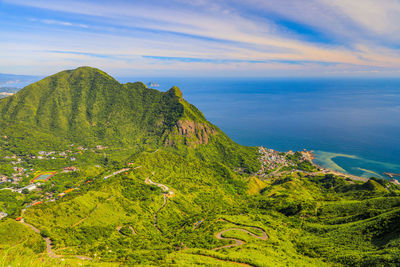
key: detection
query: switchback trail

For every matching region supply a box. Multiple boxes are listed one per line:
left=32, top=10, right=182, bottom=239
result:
left=145, top=177, right=173, bottom=232
left=213, top=219, right=268, bottom=251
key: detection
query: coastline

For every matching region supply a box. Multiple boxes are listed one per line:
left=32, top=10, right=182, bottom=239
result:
left=309, top=151, right=369, bottom=182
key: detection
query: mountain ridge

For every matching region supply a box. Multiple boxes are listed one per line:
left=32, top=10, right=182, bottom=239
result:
left=0, top=67, right=209, bottom=145
left=0, top=66, right=260, bottom=172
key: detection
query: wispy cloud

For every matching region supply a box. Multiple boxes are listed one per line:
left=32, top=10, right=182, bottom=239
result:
left=1, top=0, right=400, bottom=76
left=47, top=50, right=113, bottom=59
left=29, top=18, right=88, bottom=28
left=143, top=55, right=339, bottom=66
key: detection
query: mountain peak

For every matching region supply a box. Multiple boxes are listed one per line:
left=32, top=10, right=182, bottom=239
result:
left=61, top=66, right=115, bottom=81
left=68, top=66, right=107, bottom=74
left=167, top=86, right=183, bottom=99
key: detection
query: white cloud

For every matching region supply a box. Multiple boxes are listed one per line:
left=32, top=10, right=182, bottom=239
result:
left=1, top=0, right=400, bottom=76
left=323, top=0, right=400, bottom=38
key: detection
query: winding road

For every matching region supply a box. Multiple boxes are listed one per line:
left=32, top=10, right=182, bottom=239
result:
left=145, top=177, right=172, bottom=232
left=116, top=225, right=137, bottom=235
left=153, top=194, right=168, bottom=232
left=213, top=219, right=268, bottom=251
left=19, top=210, right=93, bottom=260
left=20, top=218, right=92, bottom=260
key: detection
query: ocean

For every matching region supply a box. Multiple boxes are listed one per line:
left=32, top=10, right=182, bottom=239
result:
left=119, top=77, right=400, bottom=180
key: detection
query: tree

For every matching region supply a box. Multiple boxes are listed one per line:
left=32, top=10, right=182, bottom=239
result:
left=21, top=188, right=29, bottom=194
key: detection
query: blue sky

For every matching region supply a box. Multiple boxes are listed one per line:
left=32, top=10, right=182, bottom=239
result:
left=1, top=0, right=400, bottom=77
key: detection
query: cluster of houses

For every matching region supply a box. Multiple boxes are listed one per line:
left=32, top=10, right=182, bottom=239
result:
left=1, top=155, right=33, bottom=184
left=256, top=147, right=316, bottom=178
left=258, top=147, right=296, bottom=173
left=0, top=141, right=111, bottom=185
left=37, top=187, right=77, bottom=203
left=62, top=166, right=79, bottom=173
left=36, top=150, right=77, bottom=161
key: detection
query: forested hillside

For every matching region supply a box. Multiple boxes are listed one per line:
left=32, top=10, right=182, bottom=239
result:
left=0, top=67, right=399, bottom=266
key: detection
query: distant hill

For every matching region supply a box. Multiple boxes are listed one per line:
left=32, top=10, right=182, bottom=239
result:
left=0, top=73, right=40, bottom=88
left=0, top=87, right=20, bottom=93
left=0, top=87, right=19, bottom=99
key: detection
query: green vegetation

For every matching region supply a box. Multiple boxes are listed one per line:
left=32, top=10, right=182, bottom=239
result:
left=0, top=67, right=399, bottom=266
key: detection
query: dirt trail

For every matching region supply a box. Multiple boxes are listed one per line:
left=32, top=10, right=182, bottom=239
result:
left=72, top=205, right=99, bottom=227
left=213, top=219, right=268, bottom=251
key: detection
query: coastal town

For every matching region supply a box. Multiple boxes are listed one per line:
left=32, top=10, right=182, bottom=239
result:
left=256, top=146, right=400, bottom=186
left=256, top=146, right=317, bottom=178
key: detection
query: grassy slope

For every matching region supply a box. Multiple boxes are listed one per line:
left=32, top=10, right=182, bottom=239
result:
left=17, top=150, right=400, bottom=266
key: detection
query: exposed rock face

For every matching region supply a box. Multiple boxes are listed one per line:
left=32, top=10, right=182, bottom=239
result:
left=165, top=120, right=217, bottom=147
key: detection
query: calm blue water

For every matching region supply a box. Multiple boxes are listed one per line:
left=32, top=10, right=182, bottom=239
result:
left=118, top=77, right=400, bottom=179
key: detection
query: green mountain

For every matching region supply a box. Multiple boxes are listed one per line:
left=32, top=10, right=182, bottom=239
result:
left=0, top=67, right=259, bottom=172
left=0, top=67, right=399, bottom=267
left=0, top=67, right=210, bottom=146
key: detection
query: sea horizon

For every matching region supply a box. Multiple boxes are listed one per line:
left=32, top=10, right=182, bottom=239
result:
left=117, top=76, right=400, bottom=180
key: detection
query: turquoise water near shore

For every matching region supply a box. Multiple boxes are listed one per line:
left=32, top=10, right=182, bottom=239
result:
left=118, top=77, right=400, bottom=180
left=313, top=151, right=400, bottom=178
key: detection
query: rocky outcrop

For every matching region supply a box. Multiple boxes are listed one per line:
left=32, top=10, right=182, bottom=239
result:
left=165, top=120, right=217, bottom=147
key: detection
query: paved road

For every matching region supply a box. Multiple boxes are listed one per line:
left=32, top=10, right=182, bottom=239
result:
left=116, top=225, right=137, bottom=235
left=153, top=194, right=167, bottom=232
left=19, top=210, right=92, bottom=260
left=213, top=220, right=268, bottom=251
left=104, top=168, right=130, bottom=179
left=145, top=177, right=172, bottom=232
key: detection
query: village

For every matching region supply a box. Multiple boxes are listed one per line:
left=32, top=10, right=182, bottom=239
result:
left=0, top=139, right=108, bottom=186
left=9, top=164, right=134, bottom=223
left=1, top=155, right=135, bottom=223
left=0, top=141, right=121, bottom=218
left=256, top=146, right=316, bottom=179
